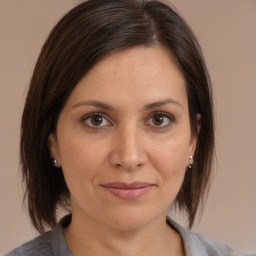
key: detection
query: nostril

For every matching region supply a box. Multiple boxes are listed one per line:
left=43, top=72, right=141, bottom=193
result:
left=114, top=161, right=145, bottom=170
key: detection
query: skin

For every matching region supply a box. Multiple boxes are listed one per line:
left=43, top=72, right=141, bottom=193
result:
left=48, top=46, right=199, bottom=256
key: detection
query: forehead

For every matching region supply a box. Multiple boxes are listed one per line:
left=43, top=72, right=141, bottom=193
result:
left=65, top=46, right=187, bottom=109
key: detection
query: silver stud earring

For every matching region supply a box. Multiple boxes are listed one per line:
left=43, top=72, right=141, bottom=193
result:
left=188, top=155, right=193, bottom=168
left=52, top=159, right=58, bottom=168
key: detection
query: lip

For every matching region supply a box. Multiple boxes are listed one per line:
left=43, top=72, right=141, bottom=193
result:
left=101, top=182, right=154, bottom=200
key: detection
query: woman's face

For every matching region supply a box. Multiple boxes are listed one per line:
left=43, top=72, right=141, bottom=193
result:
left=49, top=46, right=198, bottom=230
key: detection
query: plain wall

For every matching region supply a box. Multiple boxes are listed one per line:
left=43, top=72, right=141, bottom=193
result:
left=0, top=0, right=255, bottom=254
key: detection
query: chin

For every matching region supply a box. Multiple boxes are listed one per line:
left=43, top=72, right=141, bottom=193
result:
left=99, top=205, right=165, bottom=231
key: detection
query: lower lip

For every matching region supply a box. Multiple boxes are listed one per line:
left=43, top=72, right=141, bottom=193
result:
left=102, top=186, right=152, bottom=200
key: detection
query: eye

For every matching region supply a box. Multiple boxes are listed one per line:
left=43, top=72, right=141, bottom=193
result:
left=81, top=113, right=111, bottom=128
left=147, top=112, right=174, bottom=128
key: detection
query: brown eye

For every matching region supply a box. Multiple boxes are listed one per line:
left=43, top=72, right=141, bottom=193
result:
left=91, top=115, right=103, bottom=126
left=82, top=113, right=110, bottom=128
left=147, top=113, right=173, bottom=128
left=152, top=114, right=164, bottom=126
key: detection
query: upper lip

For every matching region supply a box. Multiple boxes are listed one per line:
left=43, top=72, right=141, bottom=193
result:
left=101, top=182, right=153, bottom=189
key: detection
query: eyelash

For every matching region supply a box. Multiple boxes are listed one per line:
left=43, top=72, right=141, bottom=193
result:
left=80, top=111, right=175, bottom=130
left=146, top=112, right=175, bottom=129
left=80, top=112, right=111, bottom=129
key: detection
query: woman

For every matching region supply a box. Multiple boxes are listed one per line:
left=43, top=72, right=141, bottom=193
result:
left=5, top=0, right=254, bottom=255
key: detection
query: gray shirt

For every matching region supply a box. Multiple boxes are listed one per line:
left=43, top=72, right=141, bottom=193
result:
left=5, top=215, right=255, bottom=256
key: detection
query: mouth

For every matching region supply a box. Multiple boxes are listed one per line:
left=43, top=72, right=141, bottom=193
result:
left=101, top=182, right=154, bottom=200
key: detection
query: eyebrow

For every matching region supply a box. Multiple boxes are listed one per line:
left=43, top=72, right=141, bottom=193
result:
left=143, top=98, right=183, bottom=110
left=72, top=100, right=115, bottom=111
left=72, top=98, right=183, bottom=111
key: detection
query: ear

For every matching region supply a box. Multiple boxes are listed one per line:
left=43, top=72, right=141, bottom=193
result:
left=188, top=113, right=201, bottom=156
left=48, top=132, right=61, bottom=165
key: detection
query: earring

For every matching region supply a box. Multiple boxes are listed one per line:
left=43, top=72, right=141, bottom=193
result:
left=188, top=155, right=193, bottom=168
left=52, top=159, right=58, bottom=168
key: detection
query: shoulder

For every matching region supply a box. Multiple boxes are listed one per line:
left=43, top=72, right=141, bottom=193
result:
left=167, top=217, right=255, bottom=256
left=186, top=231, right=254, bottom=256
left=4, top=231, right=53, bottom=256
left=4, top=215, right=72, bottom=256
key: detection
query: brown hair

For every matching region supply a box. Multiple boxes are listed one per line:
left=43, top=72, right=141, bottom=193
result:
left=21, top=0, right=214, bottom=232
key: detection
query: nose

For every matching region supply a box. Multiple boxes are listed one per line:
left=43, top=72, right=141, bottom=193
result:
left=109, top=125, right=148, bottom=171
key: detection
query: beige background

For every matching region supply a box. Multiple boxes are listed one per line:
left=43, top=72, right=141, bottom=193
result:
left=0, top=0, right=255, bottom=254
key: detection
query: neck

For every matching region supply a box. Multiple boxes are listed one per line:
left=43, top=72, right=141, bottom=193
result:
left=63, top=212, right=184, bottom=256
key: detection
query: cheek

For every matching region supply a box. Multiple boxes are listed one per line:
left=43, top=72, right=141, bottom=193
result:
left=151, top=137, right=189, bottom=170
left=153, top=142, right=188, bottom=205
left=149, top=136, right=189, bottom=189
left=58, top=137, right=107, bottom=192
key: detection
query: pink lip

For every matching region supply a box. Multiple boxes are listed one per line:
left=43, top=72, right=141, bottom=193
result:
left=101, top=182, right=154, bottom=200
